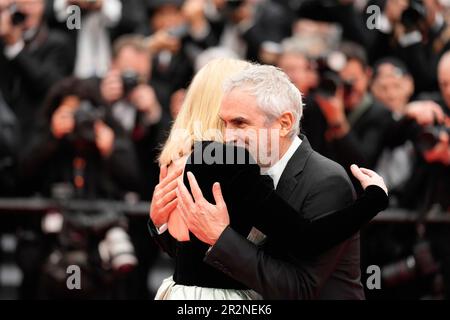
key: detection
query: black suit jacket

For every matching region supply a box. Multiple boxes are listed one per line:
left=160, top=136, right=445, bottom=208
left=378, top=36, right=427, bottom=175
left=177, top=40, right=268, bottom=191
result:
left=0, top=25, right=73, bottom=144
left=204, top=136, right=365, bottom=300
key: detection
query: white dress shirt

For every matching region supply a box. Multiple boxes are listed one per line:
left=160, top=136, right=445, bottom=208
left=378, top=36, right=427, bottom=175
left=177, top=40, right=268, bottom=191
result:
left=263, top=136, right=302, bottom=189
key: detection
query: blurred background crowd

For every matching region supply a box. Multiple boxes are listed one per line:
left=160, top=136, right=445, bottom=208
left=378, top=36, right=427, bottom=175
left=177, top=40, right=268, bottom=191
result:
left=0, top=0, right=449, bottom=300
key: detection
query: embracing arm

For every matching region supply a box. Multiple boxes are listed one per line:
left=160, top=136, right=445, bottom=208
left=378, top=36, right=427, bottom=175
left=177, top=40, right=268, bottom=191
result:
left=148, top=163, right=184, bottom=258
left=253, top=182, right=388, bottom=257
left=227, top=158, right=388, bottom=256
left=147, top=219, right=177, bottom=258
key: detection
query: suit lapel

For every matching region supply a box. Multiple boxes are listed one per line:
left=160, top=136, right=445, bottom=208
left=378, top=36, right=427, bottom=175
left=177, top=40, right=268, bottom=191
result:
left=276, top=135, right=314, bottom=200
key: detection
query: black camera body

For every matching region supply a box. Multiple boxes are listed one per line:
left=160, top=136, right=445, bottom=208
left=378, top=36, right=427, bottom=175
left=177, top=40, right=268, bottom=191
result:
left=416, top=124, right=450, bottom=153
left=315, top=54, right=353, bottom=99
left=73, top=100, right=104, bottom=145
left=121, top=70, right=141, bottom=96
left=40, top=207, right=136, bottom=299
left=225, top=0, right=244, bottom=9
left=401, top=0, right=428, bottom=33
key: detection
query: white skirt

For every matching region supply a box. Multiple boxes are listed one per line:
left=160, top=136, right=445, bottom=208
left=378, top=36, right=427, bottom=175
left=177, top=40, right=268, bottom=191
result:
left=155, top=276, right=262, bottom=300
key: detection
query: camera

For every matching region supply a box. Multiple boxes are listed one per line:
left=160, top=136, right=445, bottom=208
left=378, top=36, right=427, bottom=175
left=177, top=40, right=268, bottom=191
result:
left=98, top=227, right=137, bottom=273
left=225, top=0, right=244, bottom=9
left=73, top=100, right=104, bottom=144
left=121, top=70, right=142, bottom=96
left=415, top=123, right=450, bottom=152
left=382, top=240, right=440, bottom=287
left=223, top=0, right=245, bottom=16
left=314, top=52, right=353, bottom=99
left=167, top=24, right=190, bottom=40
left=401, top=0, right=428, bottom=32
left=5, top=3, right=27, bottom=26
left=40, top=207, right=137, bottom=298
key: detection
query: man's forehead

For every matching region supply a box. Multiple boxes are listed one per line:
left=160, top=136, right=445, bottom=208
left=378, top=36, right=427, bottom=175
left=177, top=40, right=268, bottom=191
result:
left=221, top=91, right=256, bottom=113
left=223, top=88, right=256, bottom=103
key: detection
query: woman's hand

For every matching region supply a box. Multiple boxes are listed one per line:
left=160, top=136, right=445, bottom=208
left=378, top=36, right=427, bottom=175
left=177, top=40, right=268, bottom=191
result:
left=350, top=164, right=388, bottom=195
left=150, top=165, right=183, bottom=228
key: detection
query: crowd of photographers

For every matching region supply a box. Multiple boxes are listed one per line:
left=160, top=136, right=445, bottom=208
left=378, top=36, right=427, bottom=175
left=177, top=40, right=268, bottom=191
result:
left=0, top=0, right=449, bottom=299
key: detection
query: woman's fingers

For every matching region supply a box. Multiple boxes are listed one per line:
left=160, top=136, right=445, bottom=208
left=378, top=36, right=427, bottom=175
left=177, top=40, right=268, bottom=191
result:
left=164, top=198, right=178, bottom=213
left=162, top=188, right=177, bottom=206
left=159, top=165, right=168, bottom=182
left=162, top=177, right=180, bottom=195
left=352, top=165, right=388, bottom=195
left=350, top=164, right=366, bottom=181
left=159, top=167, right=183, bottom=189
left=360, top=167, right=376, bottom=178
left=212, top=182, right=226, bottom=208
left=177, top=179, right=195, bottom=211
left=187, top=172, right=204, bottom=203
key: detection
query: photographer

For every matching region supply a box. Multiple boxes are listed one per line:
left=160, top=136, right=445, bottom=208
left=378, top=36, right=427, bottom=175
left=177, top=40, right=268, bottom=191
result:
left=304, top=42, right=393, bottom=186
left=0, top=0, right=73, bottom=145
left=99, top=35, right=169, bottom=199
left=21, top=77, right=140, bottom=198
left=371, top=57, right=417, bottom=195
left=366, top=52, right=450, bottom=300
left=99, top=36, right=169, bottom=298
left=366, top=0, right=446, bottom=93
left=399, top=51, right=450, bottom=211
left=204, top=0, right=293, bottom=63
left=16, top=77, right=140, bottom=299
left=142, top=0, right=218, bottom=108
left=371, top=57, right=448, bottom=196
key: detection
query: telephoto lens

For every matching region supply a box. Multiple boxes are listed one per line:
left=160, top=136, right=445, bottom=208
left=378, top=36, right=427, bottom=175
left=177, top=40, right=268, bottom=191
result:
left=98, top=227, right=138, bottom=273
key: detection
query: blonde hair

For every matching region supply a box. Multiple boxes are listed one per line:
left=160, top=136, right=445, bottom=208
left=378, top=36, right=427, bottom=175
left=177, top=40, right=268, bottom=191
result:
left=159, top=58, right=251, bottom=166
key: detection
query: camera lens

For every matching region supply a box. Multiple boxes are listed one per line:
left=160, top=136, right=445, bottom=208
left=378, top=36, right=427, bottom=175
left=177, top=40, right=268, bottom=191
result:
left=121, top=71, right=141, bottom=96
left=99, top=227, right=137, bottom=273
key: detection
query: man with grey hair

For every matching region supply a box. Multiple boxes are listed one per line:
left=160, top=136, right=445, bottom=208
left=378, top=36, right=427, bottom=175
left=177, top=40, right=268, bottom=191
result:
left=176, top=63, right=365, bottom=299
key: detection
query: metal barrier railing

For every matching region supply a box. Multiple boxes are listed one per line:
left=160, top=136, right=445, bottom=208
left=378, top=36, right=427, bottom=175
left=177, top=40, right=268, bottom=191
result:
left=0, top=198, right=449, bottom=223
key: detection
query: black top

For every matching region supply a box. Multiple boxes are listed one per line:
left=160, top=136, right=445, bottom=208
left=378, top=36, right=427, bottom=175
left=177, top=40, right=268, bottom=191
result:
left=152, top=141, right=389, bottom=289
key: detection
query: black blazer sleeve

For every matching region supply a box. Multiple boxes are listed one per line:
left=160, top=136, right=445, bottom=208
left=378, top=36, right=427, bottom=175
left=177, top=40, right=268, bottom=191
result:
left=147, top=220, right=177, bottom=258
left=253, top=185, right=388, bottom=256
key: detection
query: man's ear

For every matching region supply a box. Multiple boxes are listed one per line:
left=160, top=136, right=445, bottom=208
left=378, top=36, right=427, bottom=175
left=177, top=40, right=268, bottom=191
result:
left=278, top=112, right=295, bottom=138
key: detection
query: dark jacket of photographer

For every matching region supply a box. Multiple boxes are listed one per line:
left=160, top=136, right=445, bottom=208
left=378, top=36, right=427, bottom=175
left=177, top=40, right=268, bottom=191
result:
left=0, top=24, right=73, bottom=144
left=399, top=96, right=450, bottom=211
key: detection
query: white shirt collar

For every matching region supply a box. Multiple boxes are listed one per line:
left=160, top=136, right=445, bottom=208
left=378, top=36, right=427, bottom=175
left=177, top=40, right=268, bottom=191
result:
left=263, top=136, right=302, bottom=189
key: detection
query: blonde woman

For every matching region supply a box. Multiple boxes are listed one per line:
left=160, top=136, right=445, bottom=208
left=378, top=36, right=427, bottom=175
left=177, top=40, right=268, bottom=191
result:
left=148, top=59, right=389, bottom=300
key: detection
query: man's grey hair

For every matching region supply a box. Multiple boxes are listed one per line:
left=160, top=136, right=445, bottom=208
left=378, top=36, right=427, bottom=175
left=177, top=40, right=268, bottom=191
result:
left=223, top=64, right=303, bottom=138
